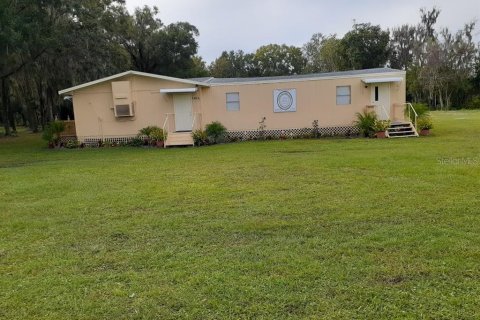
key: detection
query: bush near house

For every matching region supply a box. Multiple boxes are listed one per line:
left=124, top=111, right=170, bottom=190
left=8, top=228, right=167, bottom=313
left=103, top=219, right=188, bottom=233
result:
left=42, top=121, right=65, bottom=147
left=354, top=109, right=378, bottom=137
left=138, top=126, right=159, bottom=137
left=407, top=103, right=430, bottom=122
left=149, top=127, right=167, bottom=143
left=192, top=129, right=208, bottom=146
left=138, top=126, right=166, bottom=146
left=205, top=121, right=227, bottom=144
left=373, top=120, right=391, bottom=132
left=417, top=115, right=433, bottom=130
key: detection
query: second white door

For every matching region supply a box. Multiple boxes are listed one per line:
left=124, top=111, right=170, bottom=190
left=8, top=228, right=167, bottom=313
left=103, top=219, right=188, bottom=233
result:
left=371, top=83, right=391, bottom=120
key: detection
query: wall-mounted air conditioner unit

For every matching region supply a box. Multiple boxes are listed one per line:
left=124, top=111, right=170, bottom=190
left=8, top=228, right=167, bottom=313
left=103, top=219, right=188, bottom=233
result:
left=114, top=103, right=134, bottom=117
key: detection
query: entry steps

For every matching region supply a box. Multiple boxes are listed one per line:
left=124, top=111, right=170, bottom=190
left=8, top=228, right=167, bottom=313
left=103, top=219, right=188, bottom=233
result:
left=165, top=131, right=194, bottom=147
left=387, top=122, right=419, bottom=138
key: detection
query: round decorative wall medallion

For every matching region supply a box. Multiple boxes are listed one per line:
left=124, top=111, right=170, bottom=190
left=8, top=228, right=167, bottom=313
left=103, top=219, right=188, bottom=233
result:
left=277, top=91, right=294, bottom=110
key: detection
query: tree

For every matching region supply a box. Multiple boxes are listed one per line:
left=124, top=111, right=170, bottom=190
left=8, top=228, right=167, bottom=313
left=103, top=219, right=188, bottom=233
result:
left=389, top=25, right=416, bottom=70
left=420, top=7, right=441, bottom=40
left=303, top=33, right=346, bottom=72
left=113, top=6, right=200, bottom=77
left=209, top=50, right=255, bottom=78
left=252, top=44, right=306, bottom=76
left=412, top=7, right=477, bottom=110
left=188, top=56, right=209, bottom=78
left=0, top=0, right=54, bottom=135
left=341, top=23, right=390, bottom=70
left=0, top=0, right=131, bottom=135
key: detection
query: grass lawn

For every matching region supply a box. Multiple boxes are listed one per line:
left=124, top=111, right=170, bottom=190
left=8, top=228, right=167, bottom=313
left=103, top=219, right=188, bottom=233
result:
left=1, top=111, right=480, bottom=319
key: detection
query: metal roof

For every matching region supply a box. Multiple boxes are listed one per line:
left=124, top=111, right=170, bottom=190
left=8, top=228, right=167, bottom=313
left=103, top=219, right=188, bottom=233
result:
left=59, top=68, right=405, bottom=95
left=189, top=68, right=404, bottom=85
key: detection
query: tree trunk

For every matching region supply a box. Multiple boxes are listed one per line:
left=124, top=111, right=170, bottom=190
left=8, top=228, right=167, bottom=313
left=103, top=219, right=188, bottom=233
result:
left=9, top=108, right=16, bottom=133
left=20, top=110, right=27, bottom=127
left=37, top=80, right=47, bottom=130
left=438, top=89, right=444, bottom=111
left=445, top=89, right=451, bottom=111
left=46, top=85, right=54, bottom=122
left=26, top=97, right=39, bottom=132
left=1, top=78, right=11, bottom=136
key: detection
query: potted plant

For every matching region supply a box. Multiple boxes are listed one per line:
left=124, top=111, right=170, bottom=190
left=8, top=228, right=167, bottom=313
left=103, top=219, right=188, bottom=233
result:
left=373, top=120, right=391, bottom=139
left=139, top=126, right=159, bottom=145
left=149, top=128, right=167, bottom=147
left=417, top=116, right=433, bottom=136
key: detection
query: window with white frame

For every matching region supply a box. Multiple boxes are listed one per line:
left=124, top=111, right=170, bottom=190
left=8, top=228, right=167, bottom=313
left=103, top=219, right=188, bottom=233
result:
left=226, top=92, right=240, bottom=111
left=336, top=86, right=351, bottom=105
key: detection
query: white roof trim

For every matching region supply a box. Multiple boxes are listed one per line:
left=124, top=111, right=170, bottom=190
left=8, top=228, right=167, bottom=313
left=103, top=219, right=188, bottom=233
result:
left=362, top=77, right=403, bottom=84
left=160, top=88, right=198, bottom=94
left=58, top=70, right=210, bottom=95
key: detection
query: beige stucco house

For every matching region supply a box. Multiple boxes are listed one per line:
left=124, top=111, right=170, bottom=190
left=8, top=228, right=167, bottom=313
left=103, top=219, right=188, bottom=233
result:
left=59, top=68, right=415, bottom=146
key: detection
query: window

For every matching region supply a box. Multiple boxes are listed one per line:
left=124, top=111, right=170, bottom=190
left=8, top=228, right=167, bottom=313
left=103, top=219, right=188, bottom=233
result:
left=375, top=86, right=379, bottom=102
left=336, top=86, right=351, bottom=105
left=226, top=92, right=240, bottom=111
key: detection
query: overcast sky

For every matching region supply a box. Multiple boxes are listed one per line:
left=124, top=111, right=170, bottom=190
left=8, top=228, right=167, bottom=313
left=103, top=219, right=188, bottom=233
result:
left=126, top=0, right=480, bottom=63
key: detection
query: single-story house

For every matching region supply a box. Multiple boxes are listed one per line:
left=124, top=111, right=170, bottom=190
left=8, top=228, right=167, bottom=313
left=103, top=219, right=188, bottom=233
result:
left=58, top=67, right=417, bottom=146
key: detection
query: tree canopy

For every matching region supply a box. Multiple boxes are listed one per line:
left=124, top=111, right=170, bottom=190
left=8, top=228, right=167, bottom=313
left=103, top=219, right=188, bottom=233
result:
left=0, top=1, right=206, bottom=135
left=1, top=4, right=479, bottom=136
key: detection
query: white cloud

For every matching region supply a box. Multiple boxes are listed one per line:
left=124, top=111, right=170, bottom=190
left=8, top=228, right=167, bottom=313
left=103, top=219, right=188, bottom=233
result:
left=125, top=0, right=480, bottom=63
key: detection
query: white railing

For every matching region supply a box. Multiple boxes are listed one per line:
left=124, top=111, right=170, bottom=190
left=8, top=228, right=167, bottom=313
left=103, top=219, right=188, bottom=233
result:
left=191, top=113, right=202, bottom=132
left=375, top=105, right=390, bottom=121
left=368, top=104, right=390, bottom=121
left=405, top=103, right=418, bottom=130
left=163, top=113, right=175, bottom=134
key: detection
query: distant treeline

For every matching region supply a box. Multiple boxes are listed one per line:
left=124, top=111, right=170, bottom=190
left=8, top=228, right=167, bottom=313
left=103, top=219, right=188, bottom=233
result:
left=1, top=2, right=479, bottom=135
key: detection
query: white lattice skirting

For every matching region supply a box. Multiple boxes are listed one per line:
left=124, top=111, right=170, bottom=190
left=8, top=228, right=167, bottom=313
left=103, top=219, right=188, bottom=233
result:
left=62, top=135, right=145, bottom=146
left=64, top=126, right=358, bottom=146
left=226, top=126, right=358, bottom=141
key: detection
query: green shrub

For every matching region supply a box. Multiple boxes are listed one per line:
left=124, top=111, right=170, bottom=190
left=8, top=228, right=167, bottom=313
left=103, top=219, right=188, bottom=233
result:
left=42, top=121, right=66, bottom=147
left=138, top=126, right=160, bottom=137
left=205, top=121, right=227, bottom=144
left=466, top=96, right=480, bottom=109
left=417, top=116, right=433, bottom=130
left=354, top=109, right=377, bottom=137
left=373, top=120, right=391, bottom=132
left=192, top=129, right=208, bottom=146
left=65, top=139, right=80, bottom=149
left=149, top=128, right=166, bottom=142
left=406, top=103, right=430, bottom=122
left=128, top=137, right=144, bottom=147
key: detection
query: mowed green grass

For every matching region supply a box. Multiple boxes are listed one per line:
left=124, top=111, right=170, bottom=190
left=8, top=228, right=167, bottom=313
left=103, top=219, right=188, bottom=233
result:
left=1, top=111, right=480, bottom=319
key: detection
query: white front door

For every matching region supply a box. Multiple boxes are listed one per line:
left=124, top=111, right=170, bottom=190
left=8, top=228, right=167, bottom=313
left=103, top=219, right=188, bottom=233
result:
left=371, top=83, right=391, bottom=120
left=173, top=94, right=193, bottom=132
